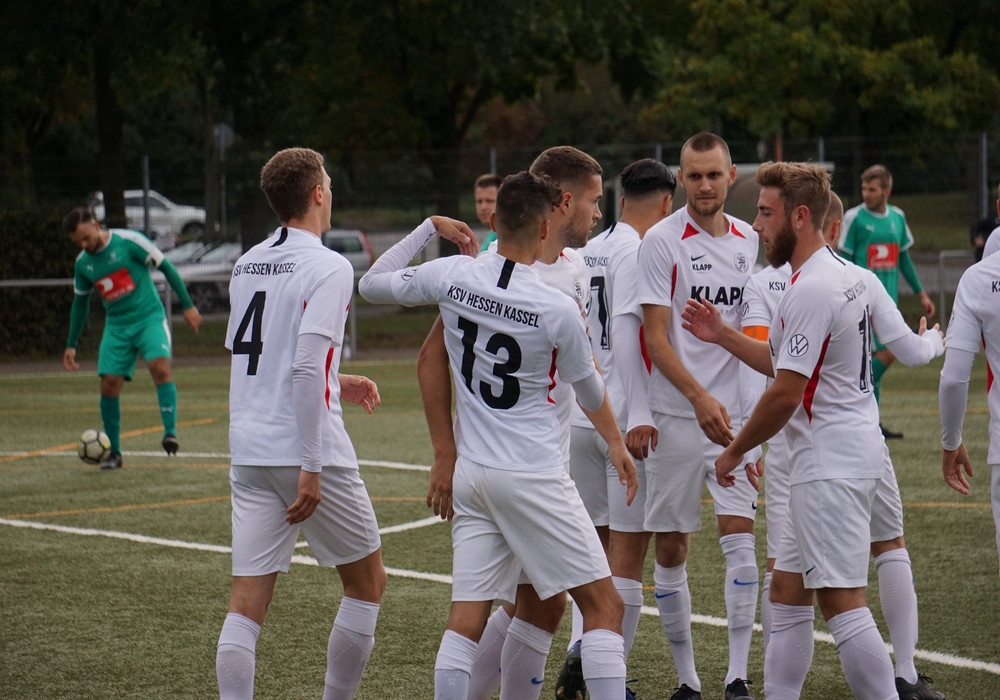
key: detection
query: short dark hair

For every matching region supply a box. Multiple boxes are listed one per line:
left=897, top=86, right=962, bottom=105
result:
left=474, top=173, right=503, bottom=190
left=756, top=161, right=831, bottom=225
left=680, top=132, right=732, bottom=167
left=861, top=164, right=892, bottom=189
left=529, top=146, right=602, bottom=192
left=494, top=171, right=561, bottom=243
left=260, top=147, right=325, bottom=222
left=63, top=206, right=96, bottom=233
left=620, top=159, right=676, bottom=198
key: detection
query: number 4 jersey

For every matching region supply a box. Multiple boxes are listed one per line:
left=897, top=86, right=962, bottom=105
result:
left=226, top=226, right=358, bottom=469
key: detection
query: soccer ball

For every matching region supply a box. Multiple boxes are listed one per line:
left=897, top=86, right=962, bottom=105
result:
left=78, top=429, right=111, bottom=464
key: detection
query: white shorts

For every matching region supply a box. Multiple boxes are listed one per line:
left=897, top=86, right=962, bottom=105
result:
left=229, top=465, right=381, bottom=576
left=644, top=412, right=759, bottom=534
left=569, top=425, right=610, bottom=527
left=762, top=438, right=792, bottom=559
left=870, top=441, right=905, bottom=543
left=775, top=478, right=878, bottom=589
left=450, top=456, right=611, bottom=603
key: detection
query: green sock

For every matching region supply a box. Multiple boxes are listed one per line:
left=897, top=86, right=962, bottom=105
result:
left=872, top=355, right=888, bottom=406
left=156, top=382, right=178, bottom=436
left=100, top=396, right=121, bottom=453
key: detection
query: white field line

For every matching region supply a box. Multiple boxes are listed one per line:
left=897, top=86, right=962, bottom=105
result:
left=1, top=516, right=997, bottom=676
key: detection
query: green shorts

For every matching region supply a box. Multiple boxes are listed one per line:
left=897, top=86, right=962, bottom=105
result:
left=98, top=316, right=172, bottom=379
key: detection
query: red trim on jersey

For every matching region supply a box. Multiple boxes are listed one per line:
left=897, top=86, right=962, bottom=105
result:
left=802, top=334, right=831, bottom=422
left=324, top=347, right=335, bottom=409
left=681, top=222, right=700, bottom=240
left=547, top=349, right=558, bottom=404
left=670, top=262, right=678, bottom=299
left=986, top=334, right=993, bottom=395
left=639, top=324, right=651, bottom=374
left=729, top=221, right=747, bottom=238
left=790, top=271, right=801, bottom=285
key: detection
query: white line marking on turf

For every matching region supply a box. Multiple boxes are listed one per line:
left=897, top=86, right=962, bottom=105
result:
left=2, top=517, right=997, bottom=677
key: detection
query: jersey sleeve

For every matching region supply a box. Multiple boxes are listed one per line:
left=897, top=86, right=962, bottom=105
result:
left=945, top=268, right=985, bottom=354
left=866, top=271, right=913, bottom=346
left=838, top=208, right=860, bottom=260
left=740, top=273, right=772, bottom=328
left=299, top=260, right=353, bottom=346
left=636, top=229, right=676, bottom=309
left=551, top=295, right=599, bottom=385
left=609, top=236, right=642, bottom=321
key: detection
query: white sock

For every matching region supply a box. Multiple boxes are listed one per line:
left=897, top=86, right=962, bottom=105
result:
left=874, top=549, right=918, bottom=683
left=498, top=618, right=553, bottom=700
left=653, top=562, right=700, bottom=691
left=720, top=533, right=758, bottom=684
left=763, top=603, right=814, bottom=699
left=323, top=597, right=380, bottom=700
left=435, top=630, right=479, bottom=700
left=613, top=576, right=644, bottom=657
left=468, top=607, right=512, bottom=700
left=580, top=628, right=626, bottom=700
left=217, top=613, right=261, bottom=700
left=569, top=599, right=584, bottom=650
left=760, top=571, right=773, bottom=654
left=827, top=607, right=897, bottom=700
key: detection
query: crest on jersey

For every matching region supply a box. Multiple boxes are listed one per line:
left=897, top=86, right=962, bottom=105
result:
left=401, top=268, right=416, bottom=281
left=787, top=333, right=809, bottom=357
left=733, top=253, right=749, bottom=273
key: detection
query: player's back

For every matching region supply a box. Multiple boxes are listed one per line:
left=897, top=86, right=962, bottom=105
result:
left=227, top=226, right=355, bottom=466
left=428, top=253, right=596, bottom=472
left=772, top=247, right=882, bottom=482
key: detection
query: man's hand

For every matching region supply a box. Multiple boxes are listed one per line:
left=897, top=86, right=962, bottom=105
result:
left=426, top=452, right=456, bottom=521
left=918, top=291, right=935, bottom=318
left=625, top=424, right=658, bottom=460
left=183, top=306, right=202, bottom=333
left=745, top=457, right=764, bottom=492
left=693, top=392, right=734, bottom=447
left=609, top=442, right=639, bottom=506
left=63, top=348, right=79, bottom=372
left=715, top=446, right=744, bottom=487
left=429, top=216, right=478, bottom=257
left=340, top=374, right=381, bottom=414
left=286, top=469, right=322, bottom=524
left=942, top=443, right=973, bottom=495
left=681, top=297, right=725, bottom=344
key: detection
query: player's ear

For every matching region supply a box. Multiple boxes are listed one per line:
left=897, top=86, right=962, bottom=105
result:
left=538, top=218, right=549, bottom=241
left=488, top=210, right=497, bottom=233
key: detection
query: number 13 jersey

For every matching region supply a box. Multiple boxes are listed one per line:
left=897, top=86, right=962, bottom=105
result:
left=226, top=226, right=358, bottom=469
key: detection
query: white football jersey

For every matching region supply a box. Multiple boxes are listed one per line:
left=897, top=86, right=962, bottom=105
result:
left=387, top=252, right=596, bottom=471
left=489, top=241, right=589, bottom=463
left=637, top=207, right=758, bottom=418
left=226, top=227, right=358, bottom=469
left=742, top=262, right=791, bottom=329
left=571, top=222, right=646, bottom=429
left=946, top=253, right=1000, bottom=463
left=770, top=246, right=885, bottom=484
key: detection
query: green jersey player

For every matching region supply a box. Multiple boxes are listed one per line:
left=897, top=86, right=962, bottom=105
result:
left=838, top=164, right=935, bottom=439
left=62, top=207, right=202, bottom=469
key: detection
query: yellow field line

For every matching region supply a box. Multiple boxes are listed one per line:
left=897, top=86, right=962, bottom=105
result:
left=0, top=418, right=216, bottom=464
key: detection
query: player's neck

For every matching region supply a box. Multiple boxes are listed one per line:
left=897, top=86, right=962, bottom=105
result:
left=534, top=231, right=563, bottom=265
left=495, top=244, right=535, bottom=266
left=282, top=215, right=323, bottom=238
left=790, top=233, right=827, bottom=272
left=688, top=207, right=729, bottom=237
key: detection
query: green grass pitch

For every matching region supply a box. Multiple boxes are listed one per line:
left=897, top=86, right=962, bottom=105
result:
left=0, top=354, right=996, bottom=698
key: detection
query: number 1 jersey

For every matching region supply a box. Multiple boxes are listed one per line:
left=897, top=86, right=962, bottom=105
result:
left=226, top=227, right=358, bottom=469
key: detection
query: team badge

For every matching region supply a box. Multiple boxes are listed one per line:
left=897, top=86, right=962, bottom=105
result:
left=787, top=334, right=809, bottom=357
left=401, top=268, right=416, bottom=281
left=733, top=252, right=749, bottom=273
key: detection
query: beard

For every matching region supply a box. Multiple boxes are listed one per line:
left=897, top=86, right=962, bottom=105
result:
left=766, top=216, right=796, bottom=268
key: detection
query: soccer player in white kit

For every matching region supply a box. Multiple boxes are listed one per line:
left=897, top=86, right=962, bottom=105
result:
left=940, top=230, right=1000, bottom=575
left=683, top=162, right=943, bottom=700
left=216, top=148, right=387, bottom=700
left=360, top=172, right=638, bottom=700
left=740, top=192, right=945, bottom=700
left=556, top=158, right=676, bottom=700
left=419, top=147, right=603, bottom=700
left=635, top=133, right=760, bottom=700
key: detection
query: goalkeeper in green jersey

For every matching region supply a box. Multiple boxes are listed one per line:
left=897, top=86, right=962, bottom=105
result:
left=838, top=165, right=935, bottom=440
left=62, top=206, right=202, bottom=469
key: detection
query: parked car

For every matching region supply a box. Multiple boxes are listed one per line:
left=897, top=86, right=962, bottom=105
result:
left=321, top=228, right=374, bottom=273
left=89, top=189, right=207, bottom=248
left=154, top=240, right=240, bottom=313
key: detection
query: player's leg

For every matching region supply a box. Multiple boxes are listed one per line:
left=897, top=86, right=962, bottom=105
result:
left=497, top=586, right=565, bottom=700
left=763, top=567, right=814, bottom=700
left=468, top=603, right=514, bottom=700
left=567, top=577, right=626, bottom=700
left=218, top=573, right=278, bottom=700
left=96, top=325, right=139, bottom=467
left=644, top=413, right=705, bottom=694
left=759, top=438, right=791, bottom=655
left=138, top=318, right=178, bottom=454
left=98, top=373, right=125, bottom=464
left=437, top=601, right=496, bottom=700
left=993, top=464, right=1000, bottom=576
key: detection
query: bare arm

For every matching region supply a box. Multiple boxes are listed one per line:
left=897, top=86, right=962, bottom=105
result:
left=681, top=297, right=774, bottom=376
left=417, top=316, right=456, bottom=520
left=643, top=302, right=734, bottom=446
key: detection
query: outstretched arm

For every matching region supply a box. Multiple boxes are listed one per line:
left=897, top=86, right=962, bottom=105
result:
left=681, top=297, right=774, bottom=376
